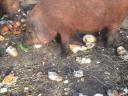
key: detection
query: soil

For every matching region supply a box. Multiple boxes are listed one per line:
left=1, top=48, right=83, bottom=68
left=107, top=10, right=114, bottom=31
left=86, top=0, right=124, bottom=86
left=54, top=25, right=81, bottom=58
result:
left=0, top=1, right=128, bottom=96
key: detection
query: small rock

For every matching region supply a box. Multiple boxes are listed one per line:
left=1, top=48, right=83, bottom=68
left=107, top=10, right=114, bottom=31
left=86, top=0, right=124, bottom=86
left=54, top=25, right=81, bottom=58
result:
left=107, top=90, right=120, bottom=96
left=79, top=93, right=87, bottom=96
left=73, top=70, right=84, bottom=78
left=80, top=78, right=85, bottom=82
left=69, top=44, right=87, bottom=53
left=34, top=44, right=42, bottom=49
left=48, top=72, right=58, bottom=80
left=76, top=57, right=92, bottom=64
left=123, top=88, right=128, bottom=94
left=21, top=18, right=26, bottom=23
left=27, top=95, right=32, bottom=96
left=64, top=88, right=70, bottom=91
left=0, top=35, right=5, bottom=41
left=55, top=76, right=63, bottom=82
left=48, top=71, right=62, bottom=82
left=86, top=42, right=96, bottom=49
left=104, top=71, right=110, bottom=75
left=0, top=83, right=4, bottom=88
left=36, top=72, right=43, bottom=79
left=83, top=34, right=96, bottom=49
left=63, top=80, right=69, bottom=84
left=117, top=46, right=127, bottom=55
left=117, top=46, right=128, bottom=60
left=84, top=58, right=92, bottom=64
left=21, top=11, right=27, bottom=17
left=83, top=34, right=96, bottom=43
left=81, top=46, right=88, bottom=51
left=38, top=93, right=42, bottom=96
left=96, top=61, right=100, bottom=64
left=69, top=44, right=81, bottom=53
left=94, top=93, right=103, bottom=96
left=6, top=46, right=18, bottom=57
left=0, top=88, right=8, bottom=93
left=24, top=87, right=29, bottom=92
left=64, top=92, right=68, bottom=95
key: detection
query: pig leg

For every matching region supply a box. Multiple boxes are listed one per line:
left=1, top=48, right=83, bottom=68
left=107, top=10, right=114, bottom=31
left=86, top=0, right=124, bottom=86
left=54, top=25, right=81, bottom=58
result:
left=107, top=24, right=120, bottom=47
left=72, top=32, right=85, bottom=45
left=59, top=32, right=72, bottom=57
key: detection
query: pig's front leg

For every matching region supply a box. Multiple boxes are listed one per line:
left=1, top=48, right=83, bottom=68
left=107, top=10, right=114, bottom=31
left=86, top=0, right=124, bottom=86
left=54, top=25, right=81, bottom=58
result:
left=107, top=24, right=120, bottom=48
left=58, top=32, right=72, bottom=57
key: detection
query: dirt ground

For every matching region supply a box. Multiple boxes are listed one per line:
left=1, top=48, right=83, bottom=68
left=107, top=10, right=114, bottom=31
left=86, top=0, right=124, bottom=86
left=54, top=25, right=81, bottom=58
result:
left=0, top=1, right=128, bottom=96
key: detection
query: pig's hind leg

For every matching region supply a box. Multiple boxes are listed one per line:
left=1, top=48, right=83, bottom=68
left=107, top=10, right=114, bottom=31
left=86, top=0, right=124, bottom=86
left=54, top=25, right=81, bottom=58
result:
left=106, top=24, right=120, bottom=47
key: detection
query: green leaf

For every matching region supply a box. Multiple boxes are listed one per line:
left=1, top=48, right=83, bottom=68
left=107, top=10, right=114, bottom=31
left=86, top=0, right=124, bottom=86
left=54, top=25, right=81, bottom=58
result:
left=0, top=48, right=5, bottom=57
left=16, top=42, right=29, bottom=52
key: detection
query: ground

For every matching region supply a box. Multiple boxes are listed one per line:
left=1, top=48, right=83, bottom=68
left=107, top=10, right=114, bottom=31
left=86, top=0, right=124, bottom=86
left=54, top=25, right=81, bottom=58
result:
left=0, top=1, right=128, bottom=96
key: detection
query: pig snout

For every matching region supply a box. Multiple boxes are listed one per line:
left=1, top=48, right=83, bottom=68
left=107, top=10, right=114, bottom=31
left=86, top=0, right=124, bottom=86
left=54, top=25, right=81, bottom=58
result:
left=23, top=33, right=49, bottom=46
left=23, top=30, right=41, bottom=46
left=23, top=32, right=33, bottom=46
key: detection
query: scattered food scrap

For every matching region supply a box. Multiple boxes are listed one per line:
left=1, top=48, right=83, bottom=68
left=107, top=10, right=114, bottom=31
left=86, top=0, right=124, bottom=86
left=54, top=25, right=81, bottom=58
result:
left=73, top=70, right=84, bottom=78
left=69, top=44, right=88, bottom=53
left=48, top=71, right=63, bottom=82
left=117, top=46, right=128, bottom=60
left=83, top=34, right=96, bottom=49
left=76, top=57, right=92, bottom=64
left=6, top=46, right=18, bottom=57
left=2, top=74, right=17, bottom=85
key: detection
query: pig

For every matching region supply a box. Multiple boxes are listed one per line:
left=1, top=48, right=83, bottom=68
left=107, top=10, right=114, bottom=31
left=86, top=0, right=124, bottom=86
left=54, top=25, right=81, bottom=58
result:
left=25, top=0, right=128, bottom=55
left=0, top=0, right=20, bottom=16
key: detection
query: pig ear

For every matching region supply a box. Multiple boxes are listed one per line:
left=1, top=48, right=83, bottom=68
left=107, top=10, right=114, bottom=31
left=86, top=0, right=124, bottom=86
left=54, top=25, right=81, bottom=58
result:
left=27, top=19, right=39, bottom=33
left=38, top=20, right=57, bottom=35
left=29, top=18, right=57, bottom=43
left=37, top=26, right=57, bottom=43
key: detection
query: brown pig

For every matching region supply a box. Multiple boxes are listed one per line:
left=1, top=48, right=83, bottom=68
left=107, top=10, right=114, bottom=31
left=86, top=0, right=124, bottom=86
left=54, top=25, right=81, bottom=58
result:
left=0, top=0, right=20, bottom=16
left=26, top=0, right=128, bottom=54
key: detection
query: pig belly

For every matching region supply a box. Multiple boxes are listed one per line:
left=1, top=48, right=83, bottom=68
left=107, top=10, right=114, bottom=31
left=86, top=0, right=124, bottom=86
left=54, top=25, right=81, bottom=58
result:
left=74, top=17, right=108, bottom=33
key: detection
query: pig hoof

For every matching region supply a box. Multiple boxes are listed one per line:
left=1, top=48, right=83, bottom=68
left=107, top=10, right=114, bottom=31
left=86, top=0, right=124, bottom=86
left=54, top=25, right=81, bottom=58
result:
left=60, top=45, right=70, bottom=58
left=106, top=30, right=119, bottom=48
left=61, top=52, right=68, bottom=58
left=106, top=39, right=118, bottom=48
left=61, top=49, right=70, bottom=58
